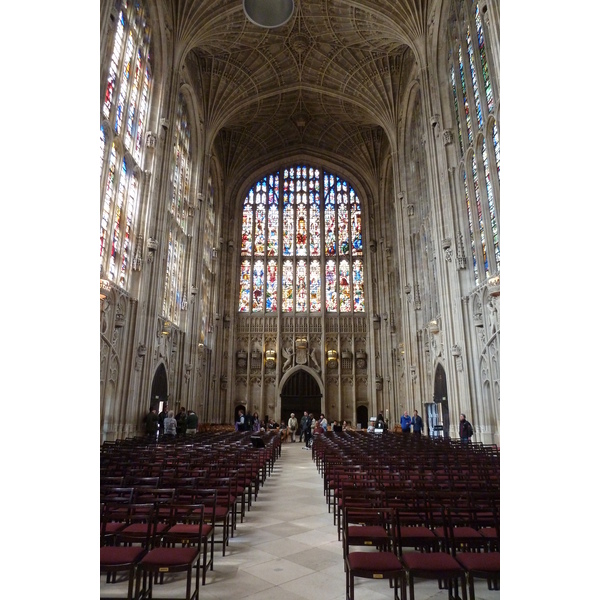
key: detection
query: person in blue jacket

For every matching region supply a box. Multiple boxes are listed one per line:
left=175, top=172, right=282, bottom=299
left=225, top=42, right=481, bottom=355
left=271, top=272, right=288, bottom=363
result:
left=400, top=410, right=412, bottom=433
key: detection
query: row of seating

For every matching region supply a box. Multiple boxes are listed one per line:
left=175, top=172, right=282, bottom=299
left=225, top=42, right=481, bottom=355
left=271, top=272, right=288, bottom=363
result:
left=100, top=430, right=282, bottom=600
left=311, top=431, right=500, bottom=600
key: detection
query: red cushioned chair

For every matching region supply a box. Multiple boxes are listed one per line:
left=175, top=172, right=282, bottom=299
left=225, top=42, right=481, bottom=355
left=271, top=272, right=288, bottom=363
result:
left=397, top=507, right=467, bottom=600
left=344, top=507, right=404, bottom=600
left=100, top=503, right=155, bottom=600
left=134, top=503, right=206, bottom=600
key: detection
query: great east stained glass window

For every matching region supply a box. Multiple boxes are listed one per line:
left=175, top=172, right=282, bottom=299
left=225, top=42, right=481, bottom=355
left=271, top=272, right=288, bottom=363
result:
left=238, top=166, right=365, bottom=314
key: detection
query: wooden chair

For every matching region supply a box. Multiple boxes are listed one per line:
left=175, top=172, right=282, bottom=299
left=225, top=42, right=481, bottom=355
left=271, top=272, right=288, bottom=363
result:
left=100, top=503, right=155, bottom=600
left=343, top=507, right=404, bottom=600
left=134, top=504, right=206, bottom=600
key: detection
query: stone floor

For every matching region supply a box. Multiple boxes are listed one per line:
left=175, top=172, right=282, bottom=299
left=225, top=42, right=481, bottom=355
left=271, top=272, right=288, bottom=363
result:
left=100, top=440, right=501, bottom=599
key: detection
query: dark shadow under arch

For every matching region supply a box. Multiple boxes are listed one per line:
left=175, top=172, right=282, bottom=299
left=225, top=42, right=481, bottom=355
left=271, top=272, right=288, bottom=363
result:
left=433, top=363, right=450, bottom=438
left=150, top=363, right=168, bottom=411
left=280, top=369, right=322, bottom=423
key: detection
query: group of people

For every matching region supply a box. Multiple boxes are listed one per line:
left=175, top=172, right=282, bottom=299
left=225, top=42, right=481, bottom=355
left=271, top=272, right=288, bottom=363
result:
left=398, top=409, right=474, bottom=442
left=144, top=405, right=199, bottom=438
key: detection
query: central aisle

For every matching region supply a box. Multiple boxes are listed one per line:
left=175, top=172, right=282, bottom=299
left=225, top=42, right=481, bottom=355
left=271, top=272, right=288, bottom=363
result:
left=200, top=440, right=349, bottom=600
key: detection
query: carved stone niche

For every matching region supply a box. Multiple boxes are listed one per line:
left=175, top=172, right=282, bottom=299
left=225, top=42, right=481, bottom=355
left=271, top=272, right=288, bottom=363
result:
left=356, top=351, right=367, bottom=369
left=237, top=351, right=248, bottom=368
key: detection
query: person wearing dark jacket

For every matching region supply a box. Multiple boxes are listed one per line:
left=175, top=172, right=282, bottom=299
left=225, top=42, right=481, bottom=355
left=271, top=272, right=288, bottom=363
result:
left=186, top=409, right=199, bottom=434
left=411, top=410, right=423, bottom=437
left=459, top=413, right=474, bottom=443
left=144, top=408, right=158, bottom=437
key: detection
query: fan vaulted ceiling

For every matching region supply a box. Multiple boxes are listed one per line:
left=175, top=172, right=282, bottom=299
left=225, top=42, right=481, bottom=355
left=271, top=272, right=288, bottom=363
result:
left=172, top=0, right=432, bottom=184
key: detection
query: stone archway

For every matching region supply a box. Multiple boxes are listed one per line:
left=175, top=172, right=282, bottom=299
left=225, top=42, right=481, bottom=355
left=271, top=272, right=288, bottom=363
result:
left=150, top=362, right=168, bottom=411
left=280, top=368, right=322, bottom=424
left=433, top=363, right=450, bottom=438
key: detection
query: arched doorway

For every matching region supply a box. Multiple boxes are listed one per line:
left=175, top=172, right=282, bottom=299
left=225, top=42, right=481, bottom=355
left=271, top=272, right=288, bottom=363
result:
left=432, top=363, right=450, bottom=438
left=356, top=405, right=369, bottom=430
left=150, top=363, right=168, bottom=412
left=280, top=369, right=322, bottom=423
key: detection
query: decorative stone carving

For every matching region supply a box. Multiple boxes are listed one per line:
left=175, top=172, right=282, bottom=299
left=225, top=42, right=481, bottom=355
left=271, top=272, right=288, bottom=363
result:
left=145, top=131, right=157, bottom=148
left=443, top=130, right=454, bottom=146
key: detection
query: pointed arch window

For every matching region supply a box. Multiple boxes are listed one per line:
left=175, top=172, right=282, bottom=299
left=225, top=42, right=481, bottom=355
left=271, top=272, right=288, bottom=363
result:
left=162, top=93, right=192, bottom=325
left=238, top=166, right=365, bottom=314
left=100, top=0, right=152, bottom=291
left=449, top=2, right=499, bottom=285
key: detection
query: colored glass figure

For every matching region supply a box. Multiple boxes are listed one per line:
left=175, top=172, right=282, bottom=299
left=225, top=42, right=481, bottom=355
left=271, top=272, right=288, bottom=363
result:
left=310, top=259, right=321, bottom=312
left=351, top=200, right=362, bottom=255
left=476, top=5, right=494, bottom=113
left=101, top=144, right=117, bottom=266
left=464, top=169, right=479, bottom=285
left=115, top=32, right=134, bottom=135
left=482, top=139, right=500, bottom=271
left=109, top=159, right=128, bottom=280
left=309, top=193, right=320, bottom=255
left=281, top=260, right=294, bottom=312
left=467, top=27, right=483, bottom=129
left=296, top=260, right=308, bottom=312
left=325, top=260, right=337, bottom=312
left=134, top=65, right=150, bottom=162
left=282, top=180, right=294, bottom=255
left=450, top=64, right=465, bottom=157
left=459, top=45, right=473, bottom=145
left=252, top=260, right=264, bottom=312
left=492, top=121, right=500, bottom=179
left=266, top=260, right=278, bottom=311
left=239, top=260, right=251, bottom=312
left=241, top=201, right=253, bottom=256
left=338, top=198, right=349, bottom=255
left=254, top=199, right=266, bottom=255
left=296, top=208, right=307, bottom=255
left=339, top=260, right=351, bottom=312
left=103, top=10, right=124, bottom=118
left=119, top=173, right=139, bottom=287
left=472, top=154, right=488, bottom=280
left=353, top=260, right=365, bottom=312
left=267, top=176, right=279, bottom=256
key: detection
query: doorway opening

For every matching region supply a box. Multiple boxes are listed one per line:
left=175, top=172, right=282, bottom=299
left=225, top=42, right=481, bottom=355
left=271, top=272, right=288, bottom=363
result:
left=280, top=369, right=322, bottom=424
left=433, top=363, right=450, bottom=438
left=150, top=363, right=168, bottom=412
left=356, top=405, right=369, bottom=430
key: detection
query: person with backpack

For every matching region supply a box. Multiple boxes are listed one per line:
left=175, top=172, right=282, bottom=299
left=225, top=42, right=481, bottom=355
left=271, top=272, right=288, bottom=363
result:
left=459, top=413, right=474, bottom=443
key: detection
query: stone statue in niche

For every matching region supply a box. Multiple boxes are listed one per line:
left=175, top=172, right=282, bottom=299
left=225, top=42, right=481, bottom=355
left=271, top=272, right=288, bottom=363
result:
left=487, top=298, right=498, bottom=334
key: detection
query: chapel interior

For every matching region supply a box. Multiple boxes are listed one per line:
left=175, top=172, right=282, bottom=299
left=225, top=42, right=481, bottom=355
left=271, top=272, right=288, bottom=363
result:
left=99, top=0, right=500, bottom=445
left=99, top=2, right=502, bottom=598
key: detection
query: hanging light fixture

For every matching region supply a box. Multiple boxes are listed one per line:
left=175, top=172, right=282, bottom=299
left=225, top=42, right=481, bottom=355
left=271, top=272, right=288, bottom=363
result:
left=243, top=0, right=294, bottom=29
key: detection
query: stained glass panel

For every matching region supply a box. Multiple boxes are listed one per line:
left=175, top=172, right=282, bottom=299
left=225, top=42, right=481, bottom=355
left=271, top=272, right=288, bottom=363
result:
left=339, top=259, right=351, bottom=312
left=252, top=260, right=264, bottom=312
left=464, top=169, right=479, bottom=285
left=353, top=260, right=365, bottom=312
left=482, top=139, right=500, bottom=271
left=472, top=154, right=488, bottom=279
left=310, top=259, right=321, bottom=312
left=476, top=5, right=494, bottom=113
left=239, top=260, right=251, bottom=312
left=266, top=260, right=278, bottom=311
left=458, top=45, right=473, bottom=145
left=281, top=260, right=294, bottom=312
left=296, top=260, right=308, bottom=312
left=325, top=260, right=337, bottom=312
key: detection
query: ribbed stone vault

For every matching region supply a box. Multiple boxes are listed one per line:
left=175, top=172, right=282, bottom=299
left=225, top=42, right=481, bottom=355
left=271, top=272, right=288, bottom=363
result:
left=173, top=0, right=430, bottom=181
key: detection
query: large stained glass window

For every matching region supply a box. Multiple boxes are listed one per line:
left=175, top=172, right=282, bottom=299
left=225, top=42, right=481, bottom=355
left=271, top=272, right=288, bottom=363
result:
left=238, top=166, right=365, bottom=314
left=100, top=0, right=152, bottom=291
left=162, top=93, right=191, bottom=325
left=449, top=2, right=499, bottom=285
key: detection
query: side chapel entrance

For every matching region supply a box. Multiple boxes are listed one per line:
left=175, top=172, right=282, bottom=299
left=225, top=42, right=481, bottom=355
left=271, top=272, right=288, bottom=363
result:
left=280, top=369, right=322, bottom=424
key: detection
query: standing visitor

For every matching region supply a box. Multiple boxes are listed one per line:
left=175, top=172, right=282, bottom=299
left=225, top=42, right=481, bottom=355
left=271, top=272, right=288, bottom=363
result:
left=411, top=410, right=423, bottom=437
left=288, top=413, right=298, bottom=442
left=186, top=409, right=199, bottom=435
left=459, top=413, right=474, bottom=443
left=400, top=410, right=412, bottom=433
